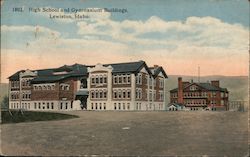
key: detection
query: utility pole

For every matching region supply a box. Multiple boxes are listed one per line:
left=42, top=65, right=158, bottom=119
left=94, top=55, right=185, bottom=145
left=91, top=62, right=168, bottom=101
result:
left=198, top=66, right=200, bottom=83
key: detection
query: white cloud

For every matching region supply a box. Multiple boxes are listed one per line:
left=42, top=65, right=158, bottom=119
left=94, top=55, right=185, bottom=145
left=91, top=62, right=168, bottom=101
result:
left=77, top=16, right=248, bottom=50
left=1, top=25, right=60, bottom=37
left=1, top=15, right=249, bottom=83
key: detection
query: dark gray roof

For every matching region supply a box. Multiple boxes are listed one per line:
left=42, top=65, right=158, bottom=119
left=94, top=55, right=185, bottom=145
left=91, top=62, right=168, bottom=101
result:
left=104, top=60, right=151, bottom=74
left=8, top=70, right=25, bottom=80
left=149, top=66, right=168, bottom=78
left=170, top=82, right=228, bottom=92
left=9, top=64, right=88, bottom=83
left=9, top=61, right=168, bottom=83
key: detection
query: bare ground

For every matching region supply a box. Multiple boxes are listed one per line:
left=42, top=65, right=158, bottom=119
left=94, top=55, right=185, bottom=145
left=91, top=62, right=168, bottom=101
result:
left=0, top=111, right=248, bottom=156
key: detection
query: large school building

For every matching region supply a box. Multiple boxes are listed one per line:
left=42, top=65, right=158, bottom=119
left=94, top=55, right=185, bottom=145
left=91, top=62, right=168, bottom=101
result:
left=8, top=61, right=168, bottom=111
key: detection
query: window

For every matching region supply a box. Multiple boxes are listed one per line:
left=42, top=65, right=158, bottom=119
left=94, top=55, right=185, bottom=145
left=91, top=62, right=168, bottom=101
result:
left=71, top=103, right=73, bottom=109
left=103, top=76, right=107, bottom=84
left=136, top=74, right=142, bottom=84
left=100, top=91, right=103, bottom=98
left=118, top=103, right=121, bottom=110
left=96, top=77, right=99, bottom=84
left=136, top=89, right=142, bottom=99
left=34, top=103, right=37, bottom=109
left=91, top=77, right=95, bottom=84
left=114, top=76, right=118, bottom=84
left=47, top=103, right=50, bottom=109
left=100, top=76, right=103, bottom=84
left=91, top=91, right=95, bottom=98
left=123, top=90, right=126, bottom=98
left=39, top=103, right=41, bottom=109
left=114, top=91, right=117, bottom=99
left=65, top=86, right=69, bottom=90
left=48, top=86, right=51, bottom=90
left=123, top=103, right=125, bottom=110
left=60, top=103, right=63, bottom=109
left=127, top=75, right=131, bottom=83
left=127, top=103, right=130, bottom=110
left=95, top=91, right=99, bottom=98
left=103, top=91, right=107, bottom=98
left=118, top=76, right=122, bottom=84
left=99, top=103, right=102, bottom=110
left=51, top=103, right=54, bottom=109
left=123, top=75, right=127, bottom=83
left=127, top=90, right=131, bottom=98
left=114, top=103, right=117, bottom=110
left=160, top=78, right=164, bottom=88
left=118, top=90, right=122, bottom=98
left=159, top=92, right=163, bottom=101
left=65, top=103, right=68, bottom=109
left=104, top=103, right=106, bottom=110
left=91, top=103, right=94, bottom=110
left=95, top=103, right=98, bottom=109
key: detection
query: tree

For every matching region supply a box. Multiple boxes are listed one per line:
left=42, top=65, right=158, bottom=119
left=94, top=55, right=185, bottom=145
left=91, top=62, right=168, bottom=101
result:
left=0, top=95, right=9, bottom=110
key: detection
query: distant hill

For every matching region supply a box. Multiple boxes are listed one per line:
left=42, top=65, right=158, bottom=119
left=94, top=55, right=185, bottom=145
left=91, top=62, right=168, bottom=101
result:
left=166, top=75, right=248, bottom=103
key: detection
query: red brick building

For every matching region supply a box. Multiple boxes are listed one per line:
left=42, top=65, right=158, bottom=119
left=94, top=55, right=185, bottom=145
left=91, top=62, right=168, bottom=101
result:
left=8, top=61, right=168, bottom=111
left=170, top=77, right=229, bottom=111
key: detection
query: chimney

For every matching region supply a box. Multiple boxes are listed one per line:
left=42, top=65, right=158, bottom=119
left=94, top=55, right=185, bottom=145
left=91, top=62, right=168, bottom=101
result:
left=154, top=65, right=159, bottom=68
left=211, top=80, right=219, bottom=87
left=178, top=77, right=184, bottom=104
left=191, top=79, right=193, bottom=83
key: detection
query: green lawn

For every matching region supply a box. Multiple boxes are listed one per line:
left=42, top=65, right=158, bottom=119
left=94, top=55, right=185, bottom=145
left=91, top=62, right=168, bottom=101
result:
left=1, top=110, right=79, bottom=124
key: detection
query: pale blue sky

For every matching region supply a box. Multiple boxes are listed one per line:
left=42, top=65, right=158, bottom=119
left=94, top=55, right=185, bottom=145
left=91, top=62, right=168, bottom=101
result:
left=1, top=0, right=249, bottom=82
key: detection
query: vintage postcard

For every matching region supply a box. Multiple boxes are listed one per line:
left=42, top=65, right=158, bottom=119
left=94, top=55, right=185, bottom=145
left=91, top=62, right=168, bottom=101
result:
left=0, top=0, right=249, bottom=156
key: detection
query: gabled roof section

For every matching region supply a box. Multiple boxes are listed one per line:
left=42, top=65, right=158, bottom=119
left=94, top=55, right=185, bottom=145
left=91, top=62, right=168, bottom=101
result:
left=170, top=82, right=228, bottom=93
left=149, top=66, right=168, bottom=78
left=104, top=60, right=152, bottom=75
left=8, top=70, right=25, bottom=80
left=197, top=83, right=228, bottom=92
left=31, top=64, right=88, bottom=83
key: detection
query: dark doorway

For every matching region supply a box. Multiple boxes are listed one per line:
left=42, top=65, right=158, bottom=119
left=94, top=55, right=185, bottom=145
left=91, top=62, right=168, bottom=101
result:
left=75, top=95, right=88, bottom=110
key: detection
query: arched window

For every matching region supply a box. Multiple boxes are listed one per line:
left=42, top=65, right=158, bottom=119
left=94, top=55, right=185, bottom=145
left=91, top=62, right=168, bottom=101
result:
left=91, top=91, right=95, bottom=98
left=95, top=90, right=99, bottom=98
left=103, top=91, right=107, bottom=98
left=100, top=75, right=103, bottom=84
left=91, top=76, right=95, bottom=85
left=103, top=75, right=107, bottom=84
left=104, top=103, right=106, bottom=110
left=99, top=90, right=103, bottom=98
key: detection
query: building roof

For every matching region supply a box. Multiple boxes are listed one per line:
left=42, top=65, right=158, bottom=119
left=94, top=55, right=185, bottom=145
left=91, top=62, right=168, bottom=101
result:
left=9, top=64, right=88, bottom=83
left=170, top=82, right=228, bottom=92
left=8, top=61, right=168, bottom=83
left=104, top=60, right=152, bottom=75
left=149, top=66, right=168, bottom=78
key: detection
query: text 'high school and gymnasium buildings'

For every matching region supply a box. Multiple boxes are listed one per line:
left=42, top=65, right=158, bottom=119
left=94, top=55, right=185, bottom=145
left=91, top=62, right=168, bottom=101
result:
left=8, top=61, right=168, bottom=111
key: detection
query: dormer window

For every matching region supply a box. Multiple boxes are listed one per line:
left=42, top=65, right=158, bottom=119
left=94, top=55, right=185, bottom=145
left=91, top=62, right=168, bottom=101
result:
left=60, top=84, right=70, bottom=90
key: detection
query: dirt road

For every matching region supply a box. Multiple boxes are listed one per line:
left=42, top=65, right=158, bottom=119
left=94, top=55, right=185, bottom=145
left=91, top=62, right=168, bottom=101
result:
left=1, top=111, right=248, bottom=156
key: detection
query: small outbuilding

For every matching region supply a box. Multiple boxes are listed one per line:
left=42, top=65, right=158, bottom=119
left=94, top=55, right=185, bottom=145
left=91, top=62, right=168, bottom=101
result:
left=168, top=103, right=185, bottom=111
